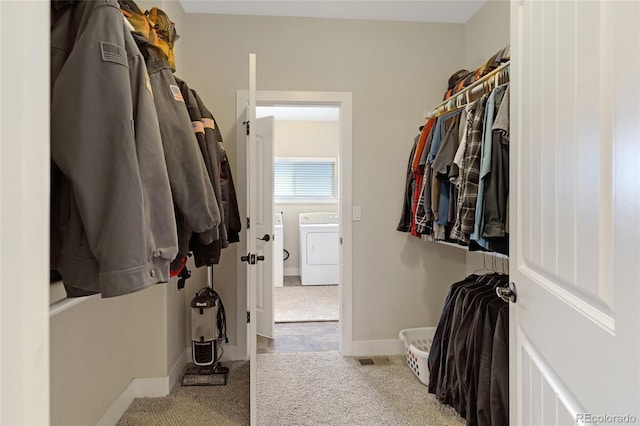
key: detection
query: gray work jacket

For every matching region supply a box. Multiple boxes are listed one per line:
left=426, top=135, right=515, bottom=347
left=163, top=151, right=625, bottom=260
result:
left=51, top=0, right=178, bottom=297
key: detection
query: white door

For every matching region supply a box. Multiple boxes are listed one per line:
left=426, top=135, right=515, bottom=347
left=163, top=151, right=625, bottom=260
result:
left=245, top=54, right=275, bottom=426
left=255, top=115, right=275, bottom=339
left=511, top=1, right=639, bottom=424
left=246, top=53, right=258, bottom=426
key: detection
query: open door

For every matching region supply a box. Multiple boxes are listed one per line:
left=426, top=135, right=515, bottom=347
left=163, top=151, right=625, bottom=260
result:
left=510, top=1, right=639, bottom=424
left=245, top=53, right=258, bottom=426
left=244, top=53, right=275, bottom=426
left=255, top=116, right=275, bottom=339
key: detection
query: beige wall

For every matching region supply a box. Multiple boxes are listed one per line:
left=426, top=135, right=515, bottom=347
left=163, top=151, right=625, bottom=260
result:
left=177, top=13, right=469, bottom=343
left=273, top=120, right=339, bottom=157
left=465, top=0, right=510, bottom=69
left=50, top=285, right=166, bottom=425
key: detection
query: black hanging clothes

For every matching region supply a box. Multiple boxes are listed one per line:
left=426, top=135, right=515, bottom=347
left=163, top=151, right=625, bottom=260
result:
left=428, top=273, right=510, bottom=426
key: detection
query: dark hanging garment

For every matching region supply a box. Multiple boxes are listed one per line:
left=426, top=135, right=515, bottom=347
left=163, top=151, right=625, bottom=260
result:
left=173, top=78, right=221, bottom=265
left=174, top=78, right=242, bottom=267
left=489, top=305, right=510, bottom=426
left=218, top=136, right=242, bottom=243
left=192, top=89, right=228, bottom=249
left=397, top=135, right=419, bottom=232
left=192, top=90, right=242, bottom=244
left=428, top=274, right=510, bottom=426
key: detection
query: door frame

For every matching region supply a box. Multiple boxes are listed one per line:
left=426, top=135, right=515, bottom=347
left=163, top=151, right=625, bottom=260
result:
left=0, top=1, right=51, bottom=424
left=235, top=90, right=353, bottom=358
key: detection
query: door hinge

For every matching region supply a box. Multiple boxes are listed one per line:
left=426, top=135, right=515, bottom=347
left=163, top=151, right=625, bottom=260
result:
left=246, top=217, right=250, bottom=230
left=340, top=237, right=343, bottom=245
left=243, top=120, right=250, bottom=136
left=247, top=311, right=250, bottom=323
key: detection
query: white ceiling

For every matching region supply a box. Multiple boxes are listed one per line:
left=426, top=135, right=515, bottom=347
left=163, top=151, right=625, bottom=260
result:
left=178, top=1, right=487, bottom=24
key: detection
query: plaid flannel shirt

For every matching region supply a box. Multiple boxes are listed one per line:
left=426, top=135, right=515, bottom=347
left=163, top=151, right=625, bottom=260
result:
left=450, top=95, right=488, bottom=239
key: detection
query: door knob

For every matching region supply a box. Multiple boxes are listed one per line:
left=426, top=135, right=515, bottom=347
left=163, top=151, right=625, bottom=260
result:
left=256, top=255, right=265, bottom=262
left=257, top=234, right=271, bottom=242
left=496, top=282, right=517, bottom=303
left=240, top=253, right=257, bottom=264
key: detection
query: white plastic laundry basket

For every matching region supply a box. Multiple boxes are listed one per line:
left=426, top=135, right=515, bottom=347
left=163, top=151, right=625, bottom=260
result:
left=398, top=327, right=436, bottom=385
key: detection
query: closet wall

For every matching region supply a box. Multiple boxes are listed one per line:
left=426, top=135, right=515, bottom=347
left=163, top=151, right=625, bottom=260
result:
left=464, top=0, right=511, bottom=70
left=176, top=13, right=470, bottom=346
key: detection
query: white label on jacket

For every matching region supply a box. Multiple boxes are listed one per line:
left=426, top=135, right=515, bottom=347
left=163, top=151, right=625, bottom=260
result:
left=170, top=85, right=184, bottom=102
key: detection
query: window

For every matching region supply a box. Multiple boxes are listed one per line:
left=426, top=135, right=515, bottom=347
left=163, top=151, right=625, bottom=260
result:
left=274, top=157, right=337, bottom=203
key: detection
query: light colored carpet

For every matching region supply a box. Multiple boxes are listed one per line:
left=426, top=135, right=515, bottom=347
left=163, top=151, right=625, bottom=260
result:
left=257, top=351, right=465, bottom=426
left=117, top=352, right=464, bottom=426
left=116, top=360, right=250, bottom=426
left=274, top=285, right=338, bottom=322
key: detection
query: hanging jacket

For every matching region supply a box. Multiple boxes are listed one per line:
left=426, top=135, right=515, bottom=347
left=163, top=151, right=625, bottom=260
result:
left=193, top=89, right=244, bottom=262
left=217, top=127, right=242, bottom=244
left=131, top=32, right=220, bottom=249
left=51, top=0, right=177, bottom=297
left=175, top=78, right=242, bottom=266
left=396, top=135, right=419, bottom=233
left=189, top=89, right=229, bottom=265
left=180, top=84, right=223, bottom=265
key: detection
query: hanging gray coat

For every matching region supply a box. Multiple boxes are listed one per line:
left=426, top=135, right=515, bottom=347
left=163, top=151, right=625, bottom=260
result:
left=132, top=32, right=221, bottom=259
left=50, top=0, right=177, bottom=297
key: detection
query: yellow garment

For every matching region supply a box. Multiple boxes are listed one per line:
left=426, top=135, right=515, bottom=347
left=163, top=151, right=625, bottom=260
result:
left=121, top=6, right=179, bottom=72
left=146, top=7, right=179, bottom=71
left=121, top=9, right=158, bottom=45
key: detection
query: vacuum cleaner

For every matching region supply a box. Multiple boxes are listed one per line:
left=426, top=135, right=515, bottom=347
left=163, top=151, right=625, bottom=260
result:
left=181, top=286, right=229, bottom=386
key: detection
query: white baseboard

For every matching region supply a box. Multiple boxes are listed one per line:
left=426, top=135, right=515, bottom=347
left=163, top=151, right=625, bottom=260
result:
left=168, top=349, right=189, bottom=391
left=96, top=385, right=135, bottom=426
left=348, top=339, right=404, bottom=357
left=97, top=348, right=188, bottom=426
left=283, top=267, right=299, bottom=276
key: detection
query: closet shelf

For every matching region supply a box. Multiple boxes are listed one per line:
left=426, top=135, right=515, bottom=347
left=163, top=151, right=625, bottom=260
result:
left=423, top=236, right=509, bottom=259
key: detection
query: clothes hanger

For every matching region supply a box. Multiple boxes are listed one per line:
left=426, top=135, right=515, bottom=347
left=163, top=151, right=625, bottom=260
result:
left=473, top=253, right=493, bottom=275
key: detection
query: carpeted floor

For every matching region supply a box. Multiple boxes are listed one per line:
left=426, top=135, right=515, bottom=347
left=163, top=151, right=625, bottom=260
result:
left=116, top=360, right=250, bottom=426
left=274, top=285, right=338, bottom=322
left=257, top=351, right=465, bottom=426
left=117, top=351, right=465, bottom=426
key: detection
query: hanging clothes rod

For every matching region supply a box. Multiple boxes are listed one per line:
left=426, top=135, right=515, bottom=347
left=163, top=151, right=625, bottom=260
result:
left=426, top=60, right=510, bottom=118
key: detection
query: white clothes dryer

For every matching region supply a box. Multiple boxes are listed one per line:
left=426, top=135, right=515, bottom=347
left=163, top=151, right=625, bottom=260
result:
left=299, top=212, right=339, bottom=286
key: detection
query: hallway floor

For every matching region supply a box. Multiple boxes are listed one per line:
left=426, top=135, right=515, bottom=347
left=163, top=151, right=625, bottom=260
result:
left=257, top=321, right=338, bottom=354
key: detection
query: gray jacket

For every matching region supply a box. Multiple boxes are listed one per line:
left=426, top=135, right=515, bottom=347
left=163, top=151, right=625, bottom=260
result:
left=132, top=32, right=220, bottom=250
left=51, top=0, right=178, bottom=297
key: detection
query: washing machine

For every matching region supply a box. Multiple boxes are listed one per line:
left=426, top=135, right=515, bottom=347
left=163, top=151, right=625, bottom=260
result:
left=299, top=212, right=339, bottom=286
left=273, top=212, right=284, bottom=288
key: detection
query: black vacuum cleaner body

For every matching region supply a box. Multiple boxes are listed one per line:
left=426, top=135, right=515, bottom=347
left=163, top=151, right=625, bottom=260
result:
left=190, top=290, right=219, bottom=366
